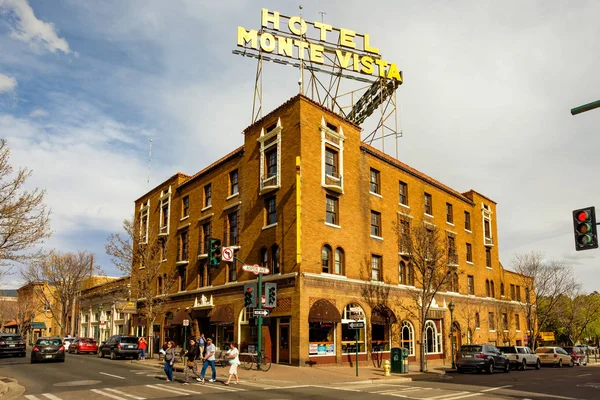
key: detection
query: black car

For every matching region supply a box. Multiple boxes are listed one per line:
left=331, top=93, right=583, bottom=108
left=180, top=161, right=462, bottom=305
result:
left=0, top=334, right=26, bottom=357
left=31, top=337, right=66, bottom=363
left=97, top=335, right=139, bottom=360
left=456, top=344, right=510, bottom=373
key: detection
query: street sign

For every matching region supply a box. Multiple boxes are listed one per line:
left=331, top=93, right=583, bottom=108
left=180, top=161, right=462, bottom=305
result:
left=253, top=309, right=269, bottom=317
left=348, top=321, right=365, bottom=329
left=242, top=264, right=270, bottom=275
left=222, top=247, right=234, bottom=262
left=183, top=319, right=190, bottom=327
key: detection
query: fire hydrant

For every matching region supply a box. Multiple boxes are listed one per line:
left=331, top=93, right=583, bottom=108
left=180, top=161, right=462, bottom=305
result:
left=383, top=359, right=391, bottom=376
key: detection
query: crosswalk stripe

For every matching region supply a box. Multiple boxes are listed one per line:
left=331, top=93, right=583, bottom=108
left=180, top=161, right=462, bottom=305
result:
left=99, top=372, right=126, bottom=380
left=102, top=388, right=147, bottom=400
left=90, top=389, right=128, bottom=400
left=145, top=385, right=191, bottom=395
left=41, top=394, right=63, bottom=400
left=426, top=392, right=470, bottom=399
left=196, top=383, right=243, bottom=392
left=155, top=384, right=202, bottom=395
left=24, top=396, right=41, bottom=400
left=237, top=381, right=279, bottom=389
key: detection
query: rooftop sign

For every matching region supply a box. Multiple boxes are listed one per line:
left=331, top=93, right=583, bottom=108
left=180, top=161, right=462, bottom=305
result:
left=237, top=8, right=402, bottom=83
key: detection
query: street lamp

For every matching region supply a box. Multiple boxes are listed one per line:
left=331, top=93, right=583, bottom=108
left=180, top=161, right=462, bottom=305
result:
left=448, top=301, right=456, bottom=369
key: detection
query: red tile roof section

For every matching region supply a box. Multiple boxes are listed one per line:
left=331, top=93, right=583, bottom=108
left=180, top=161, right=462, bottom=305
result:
left=178, top=146, right=245, bottom=190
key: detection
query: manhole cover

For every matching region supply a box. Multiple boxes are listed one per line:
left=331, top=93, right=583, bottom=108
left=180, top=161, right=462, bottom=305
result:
left=55, top=380, right=101, bottom=387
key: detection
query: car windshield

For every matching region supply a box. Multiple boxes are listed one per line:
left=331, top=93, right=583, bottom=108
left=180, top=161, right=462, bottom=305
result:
left=536, top=348, right=554, bottom=353
left=498, top=346, right=516, bottom=353
left=460, top=345, right=482, bottom=352
left=121, top=337, right=138, bottom=344
left=37, top=339, right=61, bottom=346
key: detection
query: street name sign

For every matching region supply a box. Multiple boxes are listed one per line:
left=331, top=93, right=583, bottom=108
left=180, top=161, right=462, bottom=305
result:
left=222, top=247, right=234, bottom=262
left=253, top=309, right=269, bottom=317
left=348, top=321, right=365, bottom=329
left=242, top=264, right=270, bottom=275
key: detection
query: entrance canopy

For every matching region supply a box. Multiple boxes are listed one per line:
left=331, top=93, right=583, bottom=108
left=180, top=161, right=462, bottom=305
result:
left=308, top=299, right=341, bottom=323
left=170, top=309, right=191, bottom=325
left=371, top=305, right=397, bottom=325
left=209, top=305, right=234, bottom=325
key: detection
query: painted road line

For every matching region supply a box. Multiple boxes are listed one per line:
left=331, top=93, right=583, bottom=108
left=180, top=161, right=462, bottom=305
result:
left=194, top=383, right=243, bottom=392
left=264, top=385, right=312, bottom=390
left=426, top=392, right=470, bottom=399
left=154, top=384, right=202, bottom=395
left=145, top=384, right=191, bottom=395
left=315, top=385, right=362, bottom=392
left=103, top=388, right=147, bottom=400
left=90, top=389, right=128, bottom=400
left=236, top=380, right=279, bottom=389
left=41, top=394, right=64, bottom=400
left=24, top=396, right=41, bottom=400
left=99, top=372, right=126, bottom=380
left=576, top=373, right=592, bottom=377
left=480, top=385, right=513, bottom=392
left=431, top=393, right=483, bottom=400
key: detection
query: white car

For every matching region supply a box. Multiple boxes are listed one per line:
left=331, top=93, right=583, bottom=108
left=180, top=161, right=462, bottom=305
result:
left=498, top=345, right=540, bottom=370
left=535, top=346, right=574, bottom=367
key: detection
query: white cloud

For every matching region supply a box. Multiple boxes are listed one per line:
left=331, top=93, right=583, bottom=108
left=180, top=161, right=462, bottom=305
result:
left=29, top=108, right=48, bottom=118
left=0, top=0, right=71, bottom=54
left=0, top=73, right=17, bottom=93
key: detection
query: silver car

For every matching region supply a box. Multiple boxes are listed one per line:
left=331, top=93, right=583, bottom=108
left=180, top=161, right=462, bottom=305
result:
left=535, top=346, right=574, bottom=367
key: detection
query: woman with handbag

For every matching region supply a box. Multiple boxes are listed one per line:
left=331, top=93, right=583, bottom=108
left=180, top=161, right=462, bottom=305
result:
left=223, top=342, right=240, bottom=385
left=183, top=338, right=201, bottom=385
left=163, top=341, right=175, bottom=382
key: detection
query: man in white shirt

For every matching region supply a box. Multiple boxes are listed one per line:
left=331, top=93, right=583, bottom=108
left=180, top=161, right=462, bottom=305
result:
left=199, top=337, right=217, bottom=383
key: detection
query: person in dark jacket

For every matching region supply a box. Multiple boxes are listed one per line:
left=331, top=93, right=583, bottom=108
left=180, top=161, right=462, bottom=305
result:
left=183, top=338, right=202, bottom=384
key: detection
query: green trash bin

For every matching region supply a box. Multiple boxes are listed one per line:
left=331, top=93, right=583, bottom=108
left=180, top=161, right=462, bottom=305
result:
left=390, top=348, right=402, bottom=373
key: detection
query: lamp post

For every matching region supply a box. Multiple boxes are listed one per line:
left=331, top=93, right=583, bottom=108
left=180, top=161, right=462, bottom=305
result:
left=448, top=301, right=456, bottom=369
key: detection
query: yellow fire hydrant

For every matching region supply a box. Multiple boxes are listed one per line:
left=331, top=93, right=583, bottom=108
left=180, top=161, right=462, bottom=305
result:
left=383, top=359, right=391, bottom=376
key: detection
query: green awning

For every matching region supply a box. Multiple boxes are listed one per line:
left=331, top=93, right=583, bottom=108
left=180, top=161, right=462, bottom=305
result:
left=31, top=322, right=46, bottom=329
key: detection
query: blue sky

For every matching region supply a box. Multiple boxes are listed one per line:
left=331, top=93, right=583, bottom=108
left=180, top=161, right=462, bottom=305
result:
left=1, top=0, right=600, bottom=291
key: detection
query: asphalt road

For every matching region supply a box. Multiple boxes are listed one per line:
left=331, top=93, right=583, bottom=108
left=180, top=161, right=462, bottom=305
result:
left=2, top=351, right=600, bottom=399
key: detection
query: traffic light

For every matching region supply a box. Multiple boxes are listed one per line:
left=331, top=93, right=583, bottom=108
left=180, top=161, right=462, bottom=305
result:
left=243, top=283, right=256, bottom=307
left=264, top=282, right=277, bottom=308
left=573, top=207, right=598, bottom=251
left=209, top=238, right=222, bottom=267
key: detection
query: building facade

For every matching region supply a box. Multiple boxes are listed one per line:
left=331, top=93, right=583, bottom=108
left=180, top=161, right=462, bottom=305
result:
left=131, top=95, right=532, bottom=367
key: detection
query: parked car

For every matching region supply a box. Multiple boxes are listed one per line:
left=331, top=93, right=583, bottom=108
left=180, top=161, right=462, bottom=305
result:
left=455, top=344, right=510, bottom=374
left=31, top=337, right=66, bottom=363
left=562, top=346, right=587, bottom=366
left=0, top=334, right=26, bottom=357
left=68, top=338, right=98, bottom=354
left=498, top=345, right=541, bottom=370
left=97, top=335, right=139, bottom=360
left=535, top=346, right=574, bottom=367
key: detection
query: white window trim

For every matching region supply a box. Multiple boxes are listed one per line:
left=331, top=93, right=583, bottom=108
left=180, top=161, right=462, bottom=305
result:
left=198, top=213, right=214, bottom=222
left=262, top=222, right=277, bottom=231
left=258, top=118, right=282, bottom=193
left=370, top=191, right=383, bottom=199
left=139, top=199, right=150, bottom=244
left=226, top=193, right=239, bottom=201
left=399, top=203, right=410, bottom=209
left=159, top=187, right=171, bottom=236
left=446, top=222, right=455, bottom=227
left=201, top=205, right=212, bottom=212
left=400, top=320, right=415, bottom=357
left=324, top=222, right=341, bottom=229
left=445, top=229, right=457, bottom=235
left=370, top=235, right=384, bottom=241
left=424, top=213, right=434, bottom=218
left=466, top=261, right=474, bottom=265
left=424, top=320, right=443, bottom=355
left=320, top=116, right=345, bottom=193
left=397, top=211, right=413, bottom=219
left=180, top=215, right=189, bottom=222
left=465, top=229, right=472, bottom=233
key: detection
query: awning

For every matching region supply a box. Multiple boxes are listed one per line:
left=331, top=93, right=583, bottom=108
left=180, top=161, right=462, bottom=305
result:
left=31, top=322, right=46, bottom=329
left=308, top=299, right=341, bottom=323
left=3, top=320, right=18, bottom=327
left=170, top=309, right=191, bottom=325
left=209, top=305, right=234, bottom=325
left=371, top=305, right=397, bottom=325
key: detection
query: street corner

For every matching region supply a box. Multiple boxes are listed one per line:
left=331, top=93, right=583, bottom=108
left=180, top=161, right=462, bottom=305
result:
left=0, top=376, right=25, bottom=400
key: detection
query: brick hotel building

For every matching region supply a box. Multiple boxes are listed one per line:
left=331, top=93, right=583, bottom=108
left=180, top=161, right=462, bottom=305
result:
left=129, top=94, right=531, bottom=367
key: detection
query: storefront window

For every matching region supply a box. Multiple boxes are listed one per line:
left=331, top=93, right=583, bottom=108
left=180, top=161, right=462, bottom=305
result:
left=371, top=324, right=390, bottom=352
left=216, top=325, right=234, bottom=351
left=238, top=308, right=257, bottom=354
left=400, top=321, right=415, bottom=356
left=342, top=303, right=366, bottom=354
left=424, top=320, right=443, bottom=354
left=309, top=322, right=335, bottom=356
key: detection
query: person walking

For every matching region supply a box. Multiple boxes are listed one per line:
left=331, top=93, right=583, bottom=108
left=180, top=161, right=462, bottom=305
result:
left=138, top=337, right=147, bottom=361
left=223, top=342, right=240, bottom=385
left=198, top=333, right=206, bottom=357
left=183, top=338, right=201, bottom=385
left=199, top=337, right=217, bottom=383
left=163, top=341, right=176, bottom=382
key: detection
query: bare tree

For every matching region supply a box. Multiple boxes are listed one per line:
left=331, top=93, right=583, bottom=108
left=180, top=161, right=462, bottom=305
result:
left=395, top=215, right=455, bottom=372
left=106, top=218, right=176, bottom=358
left=512, top=252, right=579, bottom=349
left=0, top=299, right=17, bottom=332
left=21, top=250, right=100, bottom=336
left=455, top=296, right=484, bottom=344
left=14, top=295, right=37, bottom=338
left=0, top=139, right=51, bottom=276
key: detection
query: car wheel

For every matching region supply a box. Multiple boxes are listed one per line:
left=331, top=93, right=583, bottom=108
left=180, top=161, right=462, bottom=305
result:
left=536, top=360, right=541, bottom=370
left=504, top=362, right=510, bottom=373
left=110, top=350, right=116, bottom=360
left=570, top=360, right=574, bottom=368
left=558, top=359, right=563, bottom=368
left=97, top=349, right=104, bottom=358
left=521, top=360, right=527, bottom=371
left=487, top=361, right=494, bottom=374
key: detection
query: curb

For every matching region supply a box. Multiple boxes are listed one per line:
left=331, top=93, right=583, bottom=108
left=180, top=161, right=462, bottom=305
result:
left=338, top=377, right=413, bottom=385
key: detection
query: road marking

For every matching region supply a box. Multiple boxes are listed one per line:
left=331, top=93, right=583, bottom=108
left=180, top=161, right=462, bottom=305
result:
left=429, top=393, right=483, bottom=400
left=264, top=384, right=312, bottom=390
left=480, top=385, right=513, bottom=392
left=90, top=389, right=128, bottom=400
left=426, top=392, right=470, bottom=399
left=99, top=372, right=126, bottom=380
left=24, top=396, right=41, bottom=400
left=145, top=384, right=191, bottom=395
left=103, top=388, right=147, bottom=399
left=195, top=383, right=243, bottom=392
left=237, top=380, right=279, bottom=389
left=41, top=394, right=63, bottom=400
left=577, top=373, right=592, bottom=377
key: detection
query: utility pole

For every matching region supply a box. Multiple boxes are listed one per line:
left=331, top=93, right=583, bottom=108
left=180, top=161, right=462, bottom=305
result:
left=571, top=100, right=600, bottom=115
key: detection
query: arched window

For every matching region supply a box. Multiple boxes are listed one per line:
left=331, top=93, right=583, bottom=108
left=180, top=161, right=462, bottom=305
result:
left=424, top=320, right=442, bottom=354
left=407, top=263, right=415, bottom=286
left=399, top=261, right=406, bottom=285
left=334, top=248, right=344, bottom=275
left=260, top=248, right=268, bottom=267
left=342, top=303, right=366, bottom=354
left=485, top=279, right=490, bottom=297
left=490, top=280, right=495, bottom=298
left=321, top=245, right=332, bottom=273
left=271, top=245, right=280, bottom=274
left=400, top=320, right=415, bottom=356
left=500, top=282, right=505, bottom=297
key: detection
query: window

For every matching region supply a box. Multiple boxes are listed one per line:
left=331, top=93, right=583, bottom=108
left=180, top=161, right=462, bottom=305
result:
left=321, top=119, right=345, bottom=193
left=156, top=276, right=163, bottom=295
left=201, top=222, right=211, bottom=254
left=371, top=255, right=382, bottom=281
left=447, top=236, right=457, bottom=265
left=446, top=203, right=453, bottom=224
left=490, top=280, right=495, bottom=298
left=371, top=211, right=381, bottom=237
left=325, top=147, right=339, bottom=177
left=515, top=314, right=521, bottom=331
left=159, top=238, right=167, bottom=261
left=178, top=230, right=188, bottom=262
left=321, top=245, right=332, bottom=273
left=500, top=283, right=505, bottom=297
left=228, top=263, right=237, bottom=282
left=266, top=149, right=277, bottom=180
left=399, top=261, right=406, bottom=285
left=398, top=219, right=411, bottom=254
left=204, top=184, right=212, bottom=208
left=326, top=195, right=338, bottom=225
left=424, top=193, right=432, bottom=215
left=259, top=119, right=282, bottom=192
left=271, top=245, right=280, bottom=274
left=400, top=321, right=415, bottom=356
left=475, top=312, right=480, bottom=328
left=179, top=266, right=186, bottom=292
left=466, top=243, right=472, bottom=262
left=510, top=284, right=515, bottom=300
left=265, top=196, right=277, bottom=225
left=516, top=286, right=521, bottom=302
left=424, top=320, right=442, bottom=354
left=484, top=220, right=492, bottom=241
left=502, top=313, right=508, bottom=331
left=139, top=200, right=149, bottom=243
left=370, top=168, right=380, bottom=194
left=182, top=196, right=189, bottom=218
left=228, top=211, right=239, bottom=246
left=448, top=272, right=459, bottom=292
left=464, top=211, right=471, bottom=231
left=488, top=312, right=495, bottom=331
left=334, top=248, right=344, bottom=275
left=159, top=189, right=171, bottom=235
left=399, top=181, right=408, bottom=206
left=467, top=275, right=474, bottom=295
left=229, top=169, right=239, bottom=196
left=485, top=279, right=490, bottom=297
left=485, top=248, right=491, bottom=268
left=260, top=248, right=268, bottom=267
left=342, top=304, right=366, bottom=354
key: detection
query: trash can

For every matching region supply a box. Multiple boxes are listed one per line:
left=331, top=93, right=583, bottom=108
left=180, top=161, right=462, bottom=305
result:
left=401, top=347, right=409, bottom=373
left=390, top=348, right=403, bottom=373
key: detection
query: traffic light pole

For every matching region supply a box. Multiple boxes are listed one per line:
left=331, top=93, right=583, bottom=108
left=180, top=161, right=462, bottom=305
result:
left=571, top=100, right=600, bottom=115
left=257, top=272, right=263, bottom=370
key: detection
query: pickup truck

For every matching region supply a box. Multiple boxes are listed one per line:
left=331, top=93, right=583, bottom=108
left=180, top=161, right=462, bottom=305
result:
left=498, top=346, right=540, bottom=370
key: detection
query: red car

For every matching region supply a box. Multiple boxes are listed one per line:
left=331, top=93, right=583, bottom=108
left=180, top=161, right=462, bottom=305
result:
left=68, top=338, right=98, bottom=354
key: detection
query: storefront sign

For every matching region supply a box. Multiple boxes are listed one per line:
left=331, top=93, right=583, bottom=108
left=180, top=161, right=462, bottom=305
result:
left=309, top=344, right=318, bottom=355
left=317, top=344, right=327, bottom=355
left=116, top=301, right=137, bottom=314
left=237, top=8, right=402, bottom=83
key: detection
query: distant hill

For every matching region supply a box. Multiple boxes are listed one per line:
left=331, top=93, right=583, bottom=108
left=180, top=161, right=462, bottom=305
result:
left=0, top=289, right=18, bottom=297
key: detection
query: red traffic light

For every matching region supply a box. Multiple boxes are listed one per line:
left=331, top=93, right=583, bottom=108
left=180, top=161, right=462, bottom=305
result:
left=577, top=211, right=589, bottom=222
left=246, top=287, right=253, bottom=293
